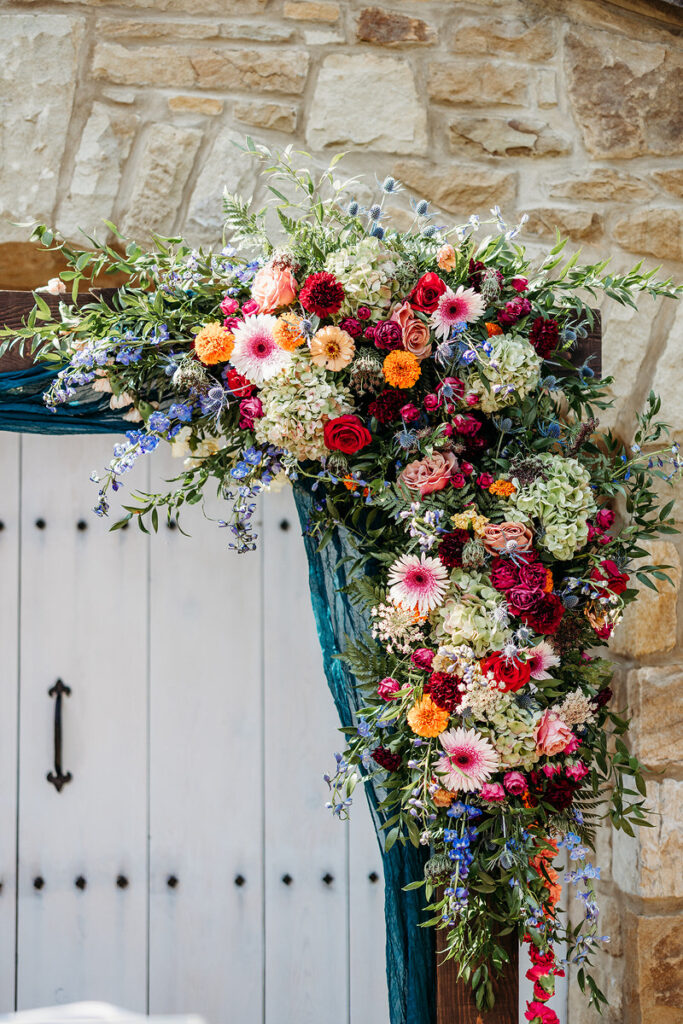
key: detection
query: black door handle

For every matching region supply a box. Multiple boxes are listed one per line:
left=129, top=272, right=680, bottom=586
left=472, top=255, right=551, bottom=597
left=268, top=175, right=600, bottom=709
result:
left=47, top=679, right=73, bottom=792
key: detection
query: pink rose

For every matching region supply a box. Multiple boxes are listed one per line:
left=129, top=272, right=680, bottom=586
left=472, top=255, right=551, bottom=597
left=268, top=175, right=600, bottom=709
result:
left=400, top=451, right=458, bottom=498
left=411, top=648, right=435, bottom=670
left=565, top=760, right=589, bottom=781
left=378, top=677, right=401, bottom=700
left=596, top=508, right=615, bottom=530
left=480, top=782, right=506, bottom=802
left=477, top=472, right=494, bottom=489
left=250, top=263, right=298, bottom=313
left=220, top=296, right=239, bottom=315
left=238, top=396, right=264, bottom=429
left=511, top=277, right=528, bottom=293
left=542, top=763, right=561, bottom=778
left=466, top=393, right=479, bottom=407
left=224, top=315, right=243, bottom=331
left=460, top=461, right=474, bottom=477
left=241, top=299, right=260, bottom=316
left=503, top=771, right=526, bottom=795
left=441, top=424, right=453, bottom=437
left=564, top=735, right=580, bottom=755
left=424, top=393, right=441, bottom=412
left=452, top=414, right=481, bottom=436
left=451, top=473, right=466, bottom=489
left=357, top=305, right=372, bottom=321
left=400, top=403, right=420, bottom=423
left=535, top=711, right=573, bottom=757
left=390, top=301, right=432, bottom=361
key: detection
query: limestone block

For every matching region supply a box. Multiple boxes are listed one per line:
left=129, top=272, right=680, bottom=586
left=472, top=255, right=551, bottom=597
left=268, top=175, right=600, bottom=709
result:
left=234, top=101, right=297, bottom=133
left=613, top=779, right=683, bottom=898
left=626, top=664, right=683, bottom=770
left=597, top=299, right=654, bottom=430
left=613, top=208, right=683, bottom=263
left=221, top=22, right=295, bottom=42
left=429, top=61, right=528, bottom=105
left=549, top=169, right=654, bottom=202
left=651, top=302, right=683, bottom=437
left=537, top=68, right=557, bottom=108
left=59, top=103, right=139, bottom=238
left=565, top=26, right=683, bottom=158
left=168, top=96, right=223, bottom=116
left=524, top=208, right=603, bottom=242
left=0, top=14, right=84, bottom=238
left=185, top=129, right=259, bottom=245
left=624, top=912, right=683, bottom=1024
left=283, top=2, right=339, bottom=20
left=191, top=47, right=309, bottom=94
left=122, top=124, right=202, bottom=240
left=448, top=16, right=556, bottom=61
left=448, top=116, right=571, bottom=156
left=611, top=540, right=681, bottom=658
left=393, top=160, right=517, bottom=214
left=652, top=169, right=683, bottom=198
left=93, top=42, right=195, bottom=87
left=306, top=54, right=427, bottom=154
left=357, top=7, right=435, bottom=45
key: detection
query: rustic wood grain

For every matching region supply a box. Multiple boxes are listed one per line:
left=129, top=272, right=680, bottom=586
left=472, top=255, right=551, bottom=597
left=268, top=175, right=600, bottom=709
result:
left=437, top=930, right=519, bottom=1024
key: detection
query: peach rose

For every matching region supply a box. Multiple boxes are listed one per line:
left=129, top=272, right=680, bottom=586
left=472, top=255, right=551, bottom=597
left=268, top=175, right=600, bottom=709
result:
left=251, top=263, right=298, bottom=313
left=390, top=301, right=432, bottom=361
left=436, top=244, right=456, bottom=272
left=534, top=711, right=573, bottom=757
left=482, top=521, right=533, bottom=555
left=400, top=451, right=458, bottom=498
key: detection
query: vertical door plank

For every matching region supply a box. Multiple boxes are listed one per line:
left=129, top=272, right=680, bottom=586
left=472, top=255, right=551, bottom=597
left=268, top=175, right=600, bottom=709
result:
left=262, top=487, right=349, bottom=1024
left=148, top=448, right=264, bottom=1024
left=0, top=434, right=20, bottom=1010
left=349, top=805, right=390, bottom=1024
left=16, top=435, right=149, bottom=1009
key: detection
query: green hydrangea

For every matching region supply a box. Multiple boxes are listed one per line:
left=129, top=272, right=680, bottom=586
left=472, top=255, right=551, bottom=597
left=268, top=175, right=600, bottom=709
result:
left=466, top=335, right=542, bottom=414
left=467, top=692, right=541, bottom=771
left=431, top=569, right=511, bottom=656
left=325, top=237, right=400, bottom=314
left=508, top=452, right=596, bottom=561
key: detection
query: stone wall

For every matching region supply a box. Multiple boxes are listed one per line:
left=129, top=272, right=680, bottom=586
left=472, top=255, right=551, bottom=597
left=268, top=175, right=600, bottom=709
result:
left=1, top=0, right=682, bottom=1020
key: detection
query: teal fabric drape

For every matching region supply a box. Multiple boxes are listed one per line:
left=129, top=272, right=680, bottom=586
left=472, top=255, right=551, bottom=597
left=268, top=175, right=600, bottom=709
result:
left=0, top=364, right=435, bottom=1024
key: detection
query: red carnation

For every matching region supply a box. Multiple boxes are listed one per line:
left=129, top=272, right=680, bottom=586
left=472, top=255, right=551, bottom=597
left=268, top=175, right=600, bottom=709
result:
left=524, top=1001, right=559, bottom=1024
left=480, top=651, right=531, bottom=692
left=437, top=529, right=470, bottom=569
left=368, top=390, right=406, bottom=424
left=372, top=746, right=402, bottom=773
left=498, top=297, right=531, bottom=328
left=408, top=272, right=447, bottom=314
left=424, top=672, right=463, bottom=712
left=223, top=366, right=255, bottom=398
left=529, top=317, right=560, bottom=359
left=323, top=414, right=372, bottom=454
left=590, top=559, right=629, bottom=596
left=521, top=593, right=564, bottom=635
left=299, top=271, right=345, bottom=318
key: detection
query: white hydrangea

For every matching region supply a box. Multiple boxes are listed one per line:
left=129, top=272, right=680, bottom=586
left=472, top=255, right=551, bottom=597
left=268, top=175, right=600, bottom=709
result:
left=466, top=335, right=542, bottom=414
left=254, top=352, right=353, bottom=461
left=324, top=237, right=399, bottom=314
left=508, top=452, right=596, bottom=561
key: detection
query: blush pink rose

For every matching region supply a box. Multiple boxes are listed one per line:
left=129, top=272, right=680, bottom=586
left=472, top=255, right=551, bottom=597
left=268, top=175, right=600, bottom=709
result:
left=535, top=711, right=573, bottom=757
left=250, top=263, right=298, bottom=313
left=400, top=451, right=458, bottom=498
left=482, top=521, right=534, bottom=555
left=378, top=677, right=401, bottom=700
left=503, top=770, right=526, bottom=795
left=390, top=301, right=432, bottom=361
left=480, top=782, right=506, bottom=802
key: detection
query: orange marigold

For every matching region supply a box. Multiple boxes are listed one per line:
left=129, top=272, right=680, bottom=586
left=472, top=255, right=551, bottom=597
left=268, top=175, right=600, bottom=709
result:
left=194, top=322, right=235, bottom=365
left=383, top=350, right=421, bottom=389
left=485, top=322, right=504, bottom=337
left=488, top=479, right=516, bottom=497
left=432, top=787, right=456, bottom=808
left=273, top=311, right=306, bottom=351
left=406, top=694, right=450, bottom=738
left=544, top=568, right=554, bottom=593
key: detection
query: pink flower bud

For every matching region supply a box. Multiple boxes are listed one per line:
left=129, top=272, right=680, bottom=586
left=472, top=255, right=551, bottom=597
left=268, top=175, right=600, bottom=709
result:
left=400, top=403, right=420, bottom=423
left=377, top=677, right=401, bottom=701
left=411, top=648, right=435, bottom=670
left=220, top=296, right=239, bottom=315
left=241, top=299, right=259, bottom=316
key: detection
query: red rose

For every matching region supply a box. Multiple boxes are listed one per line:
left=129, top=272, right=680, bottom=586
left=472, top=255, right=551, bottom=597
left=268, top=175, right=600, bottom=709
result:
left=408, top=272, right=447, bottom=313
left=480, top=651, right=531, bottom=692
left=323, top=414, right=372, bottom=454
left=590, top=559, right=629, bottom=596
left=507, top=586, right=545, bottom=613
left=477, top=472, right=495, bottom=489
left=521, top=593, right=564, bottom=635
left=489, top=557, right=519, bottom=592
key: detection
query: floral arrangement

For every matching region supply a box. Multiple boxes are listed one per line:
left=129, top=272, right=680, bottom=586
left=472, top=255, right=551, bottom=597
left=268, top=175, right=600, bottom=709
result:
left=4, top=142, right=682, bottom=1023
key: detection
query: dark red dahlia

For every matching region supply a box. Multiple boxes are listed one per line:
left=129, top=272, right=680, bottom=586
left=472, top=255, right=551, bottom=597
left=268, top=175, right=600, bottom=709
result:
left=372, top=746, right=402, bottom=773
left=373, top=319, right=403, bottom=351
left=544, top=777, right=579, bottom=810
left=437, top=529, right=470, bottom=569
left=529, top=317, right=560, bottom=359
left=424, top=672, right=462, bottom=712
left=368, top=389, right=406, bottom=424
left=299, top=271, right=345, bottom=318
left=521, top=593, right=564, bottom=635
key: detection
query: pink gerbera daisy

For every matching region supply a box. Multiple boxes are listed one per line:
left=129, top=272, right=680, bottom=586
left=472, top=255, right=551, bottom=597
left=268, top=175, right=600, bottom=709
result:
left=230, top=313, right=291, bottom=384
left=387, top=553, right=448, bottom=615
left=436, top=727, right=499, bottom=793
left=528, top=640, right=561, bottom=680
left=431, top=286, right=486, bottom=341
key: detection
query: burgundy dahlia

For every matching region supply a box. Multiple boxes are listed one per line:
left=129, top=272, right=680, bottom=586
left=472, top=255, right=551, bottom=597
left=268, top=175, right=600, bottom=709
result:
left=299, top=271, right=345, bottom=318
left=368, top=389, right=406, bottom=424
left=373, top=319, right=403, bottom=351
left=372, top=746, right=402, bottom=773
left=437, top=529, right=470, bottom=569
left=424, top=672, right=462, bottom=713
left=529, top=317, right=560, bottom=359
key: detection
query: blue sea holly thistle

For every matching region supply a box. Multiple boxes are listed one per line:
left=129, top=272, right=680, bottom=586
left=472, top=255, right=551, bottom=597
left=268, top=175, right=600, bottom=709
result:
left=1, top=142, right=681, bottom=1021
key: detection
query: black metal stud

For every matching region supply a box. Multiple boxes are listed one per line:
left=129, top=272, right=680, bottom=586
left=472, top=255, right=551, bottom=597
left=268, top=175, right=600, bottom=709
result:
left=322, top=873, right=334, bottom=886
left=234, top=874, right=246, bottom=887
left=167, top=520, right=177, bottom=531
left=0, top=881, right=3, bottom=892
left=116, top=875, right=129, bottom=889
left=281, top=873, right=293, bottom=886
left=75, top=876, right=87, bottom=890
left=35, top=518, right=46, bottom=530
left=76, top=520, right=88, bottom=531
left=166, top=875, right=179, bottom=889
left=33, top=877, right=44, bottom=890
left=368, top=871, right=379, bottom=883
left=279, top=519, right=290, bottom=531
left=0, top=521, right=5, bottom=531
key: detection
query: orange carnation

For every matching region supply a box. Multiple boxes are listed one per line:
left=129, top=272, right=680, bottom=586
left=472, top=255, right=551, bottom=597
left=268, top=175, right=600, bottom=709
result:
left=432, top=787, right=456, bottom=808
left=273, top=311, right=306, bottom=351
left=488, top=479, right=516, bottom=497
left=406, top=694, right=450, bottom=738
left=383, top=350, right=421, bottom=389
left=486, top=322, right=504, bottom=337
left=193, top=322, right=235, bottom=365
